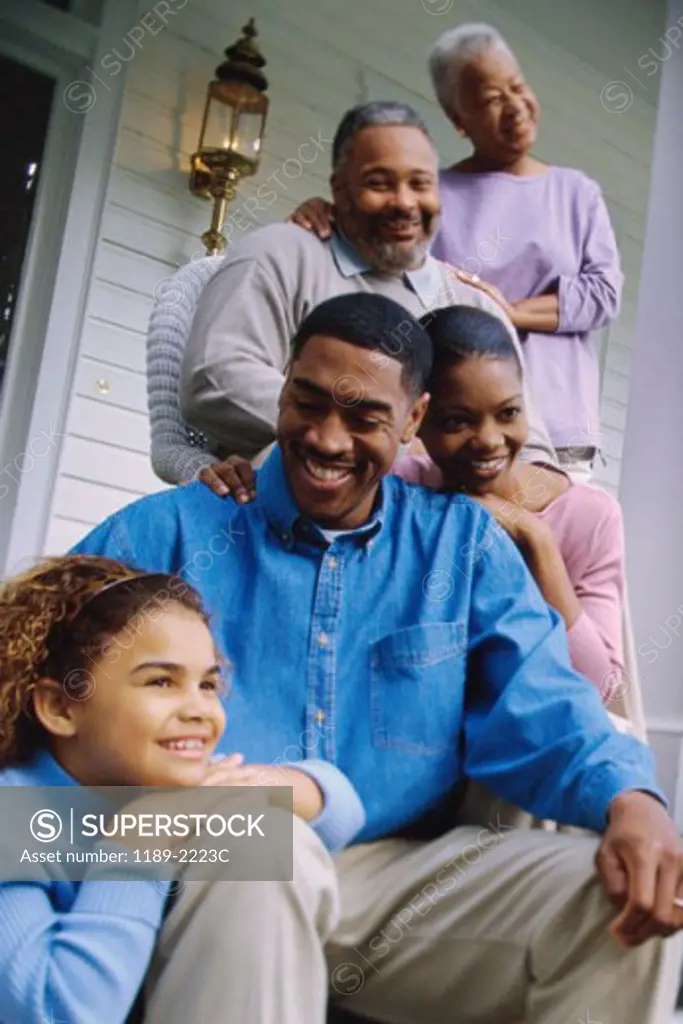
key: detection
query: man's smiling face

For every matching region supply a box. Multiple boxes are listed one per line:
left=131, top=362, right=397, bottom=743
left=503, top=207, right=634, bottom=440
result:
left=277, top=334, right=428, bottom=529
left=331, top=124, right=441, bottom=273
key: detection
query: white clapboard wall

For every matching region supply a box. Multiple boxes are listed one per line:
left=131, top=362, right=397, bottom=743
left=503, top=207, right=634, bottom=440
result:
left=43, top=0, right=665, bottom=552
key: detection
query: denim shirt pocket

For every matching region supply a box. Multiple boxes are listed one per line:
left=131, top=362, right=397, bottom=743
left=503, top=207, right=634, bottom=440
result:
left=370, top=621, right=467, bottom=755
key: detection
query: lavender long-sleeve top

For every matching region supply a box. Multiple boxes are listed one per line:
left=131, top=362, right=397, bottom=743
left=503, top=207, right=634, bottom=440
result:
left=431, top=167, right=623, bottom=448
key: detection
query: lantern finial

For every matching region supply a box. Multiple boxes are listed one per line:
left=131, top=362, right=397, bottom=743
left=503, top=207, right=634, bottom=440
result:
left=215, top=18, right=268, bottom=93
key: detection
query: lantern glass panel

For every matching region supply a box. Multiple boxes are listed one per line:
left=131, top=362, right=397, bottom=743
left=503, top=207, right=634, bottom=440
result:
left=199, top=80, right=267, bottom=172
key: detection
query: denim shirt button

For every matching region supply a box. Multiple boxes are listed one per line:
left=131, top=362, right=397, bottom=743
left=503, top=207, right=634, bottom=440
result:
left=327, top=555, right=338, bottom=569
left=317, top=632, right=330, bottom=648
left=314, top=709, right=326, bottom=724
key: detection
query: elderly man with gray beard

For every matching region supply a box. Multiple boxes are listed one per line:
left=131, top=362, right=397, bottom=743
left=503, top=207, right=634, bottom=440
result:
left=179, top=100, right=554, bottom=469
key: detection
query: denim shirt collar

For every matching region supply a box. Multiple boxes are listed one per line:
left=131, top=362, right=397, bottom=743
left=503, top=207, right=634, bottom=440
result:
left=330, top=230, right=443, bottom=308
left=257, top=445, right=385, bottom=549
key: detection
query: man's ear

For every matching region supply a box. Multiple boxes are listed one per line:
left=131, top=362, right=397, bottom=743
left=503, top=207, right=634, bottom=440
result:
left=401, top=392, right=430, bottom=444
left=32, top=677, right=80, bottom=739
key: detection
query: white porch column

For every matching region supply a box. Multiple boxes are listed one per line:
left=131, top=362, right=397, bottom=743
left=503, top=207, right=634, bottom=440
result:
left=619, top=0, right=683, bottom=812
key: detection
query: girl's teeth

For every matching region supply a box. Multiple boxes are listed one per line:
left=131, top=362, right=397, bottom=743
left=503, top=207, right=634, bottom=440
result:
left=163, top=739, right=204, bottom=750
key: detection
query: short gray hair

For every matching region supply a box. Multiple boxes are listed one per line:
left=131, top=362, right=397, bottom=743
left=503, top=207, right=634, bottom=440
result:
left=332, top=101, right=435, bottom=172
left=428, top=23, right=513, bottom=117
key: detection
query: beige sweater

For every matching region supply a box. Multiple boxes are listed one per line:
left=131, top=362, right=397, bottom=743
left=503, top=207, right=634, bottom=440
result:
left=181, top=223, right=554, bottom=464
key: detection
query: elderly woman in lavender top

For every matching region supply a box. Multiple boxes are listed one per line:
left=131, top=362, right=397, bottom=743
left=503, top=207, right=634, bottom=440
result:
left=290, top=23, right=623, bottom=481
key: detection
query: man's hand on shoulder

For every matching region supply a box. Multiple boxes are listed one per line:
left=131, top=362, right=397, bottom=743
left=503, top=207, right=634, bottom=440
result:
left=597, top=789, right=683, bottom=946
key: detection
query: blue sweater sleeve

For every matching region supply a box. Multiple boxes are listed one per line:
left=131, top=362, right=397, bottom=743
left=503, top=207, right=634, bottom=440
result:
left=290, top=759, right=366, bottom=852
left=0, top=872, right=169, bottom=1024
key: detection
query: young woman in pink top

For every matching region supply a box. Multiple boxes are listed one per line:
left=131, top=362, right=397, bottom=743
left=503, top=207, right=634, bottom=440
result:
left=394, top=304, right=624, bottom=700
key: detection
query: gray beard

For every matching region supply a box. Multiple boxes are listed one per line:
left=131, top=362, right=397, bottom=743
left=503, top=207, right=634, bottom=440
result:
left=370, top=238, right=432, bottom=274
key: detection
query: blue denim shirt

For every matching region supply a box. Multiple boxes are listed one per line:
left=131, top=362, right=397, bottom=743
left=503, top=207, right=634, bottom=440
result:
left=73, top=446, right=662, bottom=842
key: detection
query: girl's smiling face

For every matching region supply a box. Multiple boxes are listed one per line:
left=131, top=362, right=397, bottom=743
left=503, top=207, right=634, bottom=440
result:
left=419, top=354, right=529, bottom=495
left=35, top=603, right=226, bottom=787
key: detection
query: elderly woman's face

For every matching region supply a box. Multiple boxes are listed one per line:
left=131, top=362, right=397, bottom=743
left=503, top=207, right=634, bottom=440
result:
left=453, top=46, right=540, bottom=160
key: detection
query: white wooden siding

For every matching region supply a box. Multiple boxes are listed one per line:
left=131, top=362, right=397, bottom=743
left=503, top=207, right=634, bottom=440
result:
left=42, top=0, right=665, bottom=549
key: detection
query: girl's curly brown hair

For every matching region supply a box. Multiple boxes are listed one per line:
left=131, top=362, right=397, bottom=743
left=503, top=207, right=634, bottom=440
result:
left=0, top=554, right=207, bottom=767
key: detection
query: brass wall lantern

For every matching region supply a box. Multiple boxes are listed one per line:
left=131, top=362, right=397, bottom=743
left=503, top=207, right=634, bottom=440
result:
left=190, top=19, right=268, bottom=255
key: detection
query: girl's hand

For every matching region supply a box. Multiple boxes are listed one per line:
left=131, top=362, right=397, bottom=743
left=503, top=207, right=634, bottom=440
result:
left=200, top=753, right=260, bottom=787
left=453, top=269, right=514, bottom=319
left=201, top=758, right=298, bottom=791
left=202, top=759, right=323, bottom=821
left=286, top=197, right=334, bottom=239
left=198, top=457, right=256, bottom=501
left=201, top=756, right=301, bottom=790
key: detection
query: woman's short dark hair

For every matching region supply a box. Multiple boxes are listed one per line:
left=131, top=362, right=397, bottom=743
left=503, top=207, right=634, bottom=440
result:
left=420, top=305, right=521, bottom=382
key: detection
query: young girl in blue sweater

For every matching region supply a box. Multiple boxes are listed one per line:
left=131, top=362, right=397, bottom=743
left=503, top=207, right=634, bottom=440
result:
left=0, top=555, right=363, bottom=1024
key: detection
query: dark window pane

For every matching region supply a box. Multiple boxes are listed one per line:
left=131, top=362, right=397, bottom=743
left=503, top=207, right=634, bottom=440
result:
left=42, top=1, right=72, bottom=9
left=0, top=56, right=55, bottom=399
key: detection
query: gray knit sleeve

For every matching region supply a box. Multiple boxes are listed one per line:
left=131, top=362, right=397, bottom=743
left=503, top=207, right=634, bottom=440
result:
left=146, top=257, right=225, bottom=485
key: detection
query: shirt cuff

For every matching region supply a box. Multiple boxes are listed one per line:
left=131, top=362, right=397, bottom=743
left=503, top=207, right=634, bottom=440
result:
left=581, top=765, right=668, bottom=832
left=612, top=788, right=668, bottom=812
left=289, top=760, right=366, bottom=853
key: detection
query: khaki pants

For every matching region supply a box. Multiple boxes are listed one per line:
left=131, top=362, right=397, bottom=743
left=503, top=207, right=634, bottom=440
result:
left=142, top=813, right=681, bottom=1024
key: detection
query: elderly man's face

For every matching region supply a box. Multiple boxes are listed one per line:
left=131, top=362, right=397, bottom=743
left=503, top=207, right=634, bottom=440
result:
left=277, top=334, right=428, bottom=529
left=331, top=125, right=441, bottom=273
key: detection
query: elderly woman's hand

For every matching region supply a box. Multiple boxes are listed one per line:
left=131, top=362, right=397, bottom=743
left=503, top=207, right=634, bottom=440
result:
left=286, top=197, right=334, bottom=239
left=453, top=269, right=515, bottom=319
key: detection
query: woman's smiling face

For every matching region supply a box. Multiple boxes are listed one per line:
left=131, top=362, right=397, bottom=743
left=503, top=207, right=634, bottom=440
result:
left=419, top=354, right=528, bottom=494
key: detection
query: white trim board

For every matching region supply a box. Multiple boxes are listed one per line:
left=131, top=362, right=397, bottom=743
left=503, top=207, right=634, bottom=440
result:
left=0, top=0, right=140, bottom=576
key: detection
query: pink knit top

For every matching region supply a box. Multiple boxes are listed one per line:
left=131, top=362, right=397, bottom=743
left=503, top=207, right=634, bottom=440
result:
left=393, top=455, right=625, bottom=701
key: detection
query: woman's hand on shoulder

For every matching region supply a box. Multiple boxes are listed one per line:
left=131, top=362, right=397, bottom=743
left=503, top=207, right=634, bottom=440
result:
left=452, top=269, right=514, bottom=319
left=286, top=197, right=334, bottom=239
left=474, top=493, right=549, bottom=549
